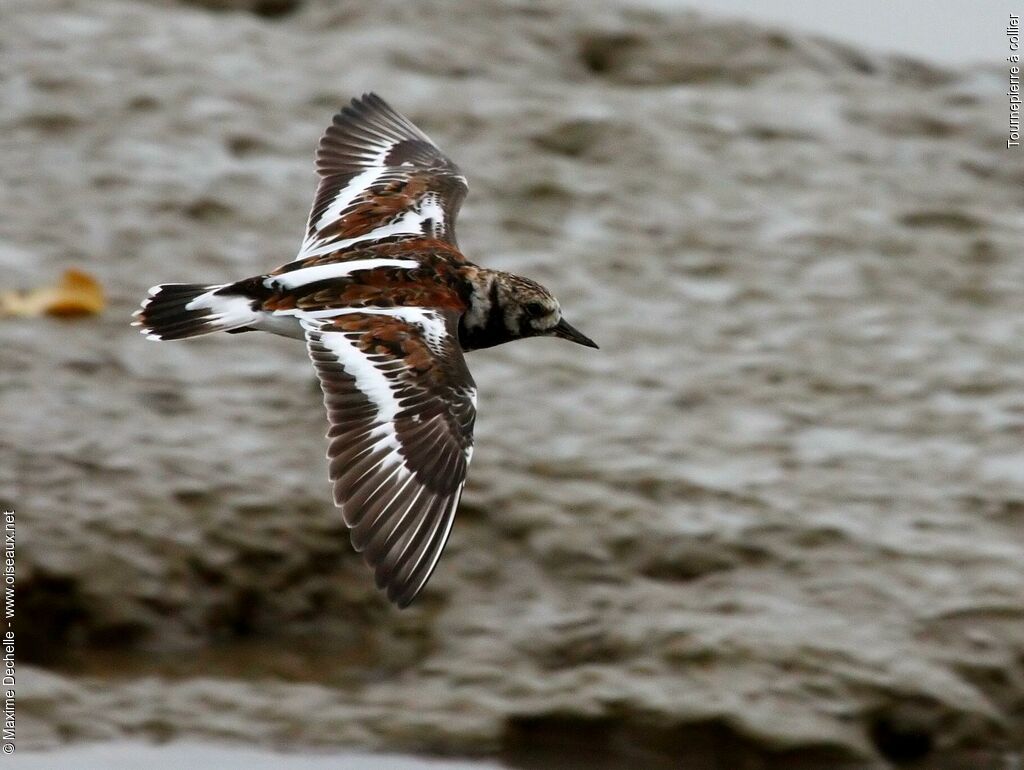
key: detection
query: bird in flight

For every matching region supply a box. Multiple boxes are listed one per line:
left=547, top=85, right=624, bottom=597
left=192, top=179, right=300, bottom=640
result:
left=134, top=93, right=598, bottom=608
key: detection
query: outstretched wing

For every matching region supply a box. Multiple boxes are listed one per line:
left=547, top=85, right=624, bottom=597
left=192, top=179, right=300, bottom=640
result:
left=297, top=93, right=469, bottom=261
left=303, top=308, right=476, bottom=608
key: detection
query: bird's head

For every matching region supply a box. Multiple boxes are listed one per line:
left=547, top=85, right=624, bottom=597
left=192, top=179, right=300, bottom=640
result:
left=496, top=274, right=598, bottom=349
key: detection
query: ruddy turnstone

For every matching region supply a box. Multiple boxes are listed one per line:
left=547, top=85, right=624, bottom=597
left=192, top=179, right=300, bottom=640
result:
left=134, top=94, right=597, bottom=608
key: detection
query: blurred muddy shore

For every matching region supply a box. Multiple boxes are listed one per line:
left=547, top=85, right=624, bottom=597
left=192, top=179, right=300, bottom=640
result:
left=3, top=0, right=1024, bottom=767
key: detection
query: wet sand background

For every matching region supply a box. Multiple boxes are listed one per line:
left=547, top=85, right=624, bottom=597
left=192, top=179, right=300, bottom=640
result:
left=3, top=0, right=1023, bottom=767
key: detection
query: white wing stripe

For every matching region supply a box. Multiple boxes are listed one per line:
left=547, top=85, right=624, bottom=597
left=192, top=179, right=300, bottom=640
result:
left=312, top=167, right=382, bottom=232
left=315, top=308, right=447, bottom=352
left=314, top=327, right=401, bottom=425
left=298, top=188, right=450, bottom=260
left=270, top=259, right=418, bottom=290
left=297, top=213, right=429, bottom=259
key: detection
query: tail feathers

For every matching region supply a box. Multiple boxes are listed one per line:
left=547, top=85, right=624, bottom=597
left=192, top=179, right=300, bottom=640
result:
left=133, top=283, right=259, bottom=341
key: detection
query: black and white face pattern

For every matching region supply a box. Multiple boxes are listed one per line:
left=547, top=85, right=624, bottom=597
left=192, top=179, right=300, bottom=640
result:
left=459, top=270, right=598, bottom=352
left=497, top=275, right=562, bottom=340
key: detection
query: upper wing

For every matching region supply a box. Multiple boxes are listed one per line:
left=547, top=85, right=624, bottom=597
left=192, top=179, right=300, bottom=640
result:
left=296, top=93, right=469, bottom=262
left=303, top=308, right=476, bottom=608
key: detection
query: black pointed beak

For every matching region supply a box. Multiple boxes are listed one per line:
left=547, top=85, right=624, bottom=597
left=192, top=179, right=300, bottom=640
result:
left=552, top=318, right=599, bottom=349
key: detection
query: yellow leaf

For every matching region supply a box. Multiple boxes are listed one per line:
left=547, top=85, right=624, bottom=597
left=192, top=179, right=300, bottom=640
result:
left=0, top=269, right=106, bottom=318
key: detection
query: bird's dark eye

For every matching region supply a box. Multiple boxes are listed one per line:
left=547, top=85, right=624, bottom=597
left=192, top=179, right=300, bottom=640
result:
left=525, top=302, right=547, bottom=317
